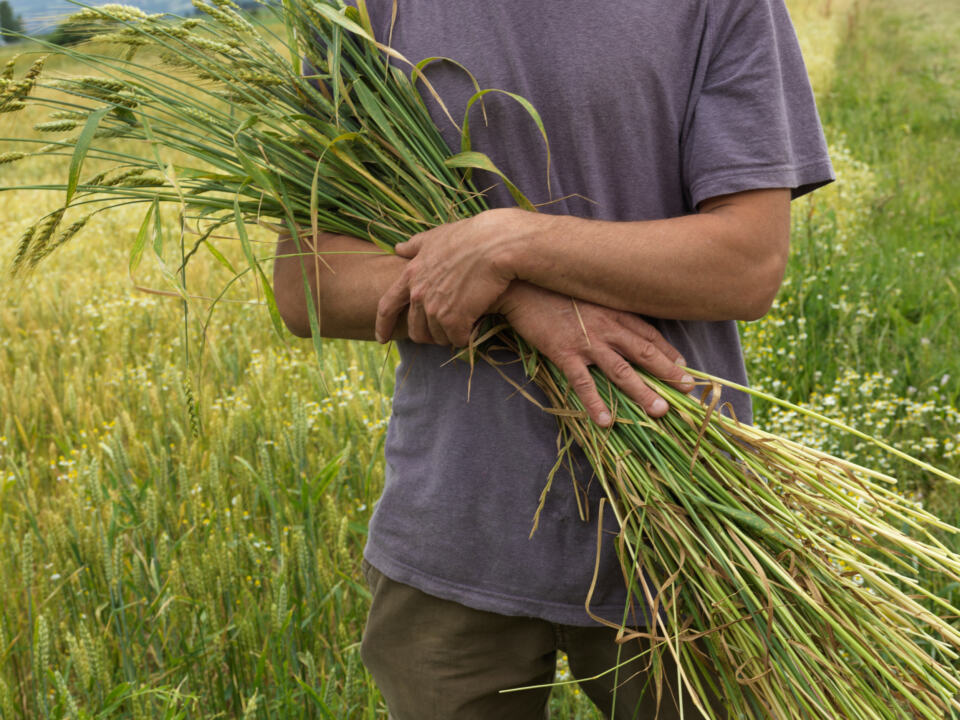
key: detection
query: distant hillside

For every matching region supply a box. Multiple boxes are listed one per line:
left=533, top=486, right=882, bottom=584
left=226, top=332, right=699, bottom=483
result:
left=9, top=1, right=198, bottom=33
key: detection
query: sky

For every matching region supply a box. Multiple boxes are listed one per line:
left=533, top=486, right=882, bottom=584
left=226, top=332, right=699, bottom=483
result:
left=7, top=1, right=194, bottom=33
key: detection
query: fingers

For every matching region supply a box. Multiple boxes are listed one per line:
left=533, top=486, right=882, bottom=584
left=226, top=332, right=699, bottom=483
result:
left=619, top=313, right=684, bottom=365
left=561, top=350, right=673, bottom=424
left=615, top=335, right=694, bottom=394
left=594, top=349, right=671, bottom=418
left=375, top=275, right=411, bottom=343
left=561, top=312, right=695, bottom=422
left=443, top=304, right=478, bottom=348
left=393, top=234, right=421, bottom=259
left=406, top=302, right=438, bottom=345
left=424, top=305, right=453, bottom=347
left=560, top=358, right=613, bottom=427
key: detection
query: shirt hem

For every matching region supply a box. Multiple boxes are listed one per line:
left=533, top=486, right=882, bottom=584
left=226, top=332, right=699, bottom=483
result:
left=364, top=545, right=640, bottom=628
left=690, top=157, right=835, bottom=208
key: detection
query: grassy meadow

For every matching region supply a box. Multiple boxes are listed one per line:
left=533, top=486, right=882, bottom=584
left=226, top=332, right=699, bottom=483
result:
left=0, top=0, right=958, bottom=718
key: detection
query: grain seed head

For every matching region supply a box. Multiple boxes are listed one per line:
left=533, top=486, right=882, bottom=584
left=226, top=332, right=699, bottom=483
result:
left=102, top=167, right=148, bottom=186
left=48, top=215, right=94, bottom=258
left=0, top=60, right=45, bottom=109
left=48, top=110, right=88, bottom=120
left=143, top=23, right=191, bottom=40
left=187, top=35, right=241, bottom=55
left=70, top=5, right=155, bottom=23
left=0, top=677, right=14, bottom=720
left=0, top=152, right=26, bottom=165
left=238, top=70, right=286, bottom=87
left=20, top=531, right=34, bottom=584
left=25, top=209, right=67, bottom=268
left=181, top=106, right=218, bottom=124
left=35, top=615, right=50, bottom=670
left=1, top=57, right=17, bottom=81
left=23, top=57, right=47, bottom=83
left=192, top=0, right=254, bottom=33
left=76, top=76, right=128, bottom=92
left=35, top=119, right=81, bottom=132
left=12, top=223, right=37, bottom=272
left=115, top=174, right=167, bottom=188
left=54, top=670, right=80, bottom=720
left=89, top=31, right=151, bottom=46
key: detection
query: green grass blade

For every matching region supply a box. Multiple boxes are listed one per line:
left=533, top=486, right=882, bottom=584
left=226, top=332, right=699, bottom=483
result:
left=128, top=197, right=157, bottom=276
left=444, top=151, right=536, bottom=212
left=66, top=107, right=109, bottom=207
left=233, top=196, right=284, bottom=339
left=460, top=87, right=551, bottom=197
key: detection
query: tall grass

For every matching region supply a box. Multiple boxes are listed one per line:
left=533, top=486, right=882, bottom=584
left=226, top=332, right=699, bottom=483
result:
left=743, top=0, right=960, bottom=489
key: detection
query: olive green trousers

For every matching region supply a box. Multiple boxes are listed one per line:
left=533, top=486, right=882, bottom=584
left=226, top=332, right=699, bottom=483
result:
left=360, top=560, right=725, bottom=720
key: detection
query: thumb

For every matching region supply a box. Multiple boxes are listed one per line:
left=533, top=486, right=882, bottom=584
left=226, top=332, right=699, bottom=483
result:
left=394, top=236, right=421, bottom=258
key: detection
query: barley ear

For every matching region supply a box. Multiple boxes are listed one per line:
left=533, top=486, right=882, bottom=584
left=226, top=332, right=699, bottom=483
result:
left=1, top=56, right=19, bottom=80
left=11, top=223, right=38, bottom=275
left=0, top=152, right=26, bottom=165
left=25, top=209, right=66, bottom=270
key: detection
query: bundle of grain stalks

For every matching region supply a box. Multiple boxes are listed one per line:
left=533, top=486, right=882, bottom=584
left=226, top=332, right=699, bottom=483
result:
left=2, top=2, right=960, bottom=717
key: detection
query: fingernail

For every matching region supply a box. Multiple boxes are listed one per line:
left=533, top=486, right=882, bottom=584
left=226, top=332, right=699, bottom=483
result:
left=681, top=374, right=694, bottom=386
left=597, top=411, right=611, bottom=426
left=652, top=399, right=669, bottom=415
left=676, top=356, right=688, bottom=367
left=374, top=331, right=384, bottom=344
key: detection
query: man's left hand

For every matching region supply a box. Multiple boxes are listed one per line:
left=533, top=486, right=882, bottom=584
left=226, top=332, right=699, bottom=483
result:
left=375, top=210, right=515, bottom=346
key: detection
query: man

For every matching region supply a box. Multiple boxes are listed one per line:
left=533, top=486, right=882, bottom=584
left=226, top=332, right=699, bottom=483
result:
left=274, top=1, right=834, bottom=717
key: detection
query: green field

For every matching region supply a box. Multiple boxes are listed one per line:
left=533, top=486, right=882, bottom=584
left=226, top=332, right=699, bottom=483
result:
left=0, top=0, right=958, bottom=717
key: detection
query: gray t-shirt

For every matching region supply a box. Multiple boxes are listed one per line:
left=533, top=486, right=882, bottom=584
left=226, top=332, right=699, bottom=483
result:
left=362, top=0, right=834, bottom=626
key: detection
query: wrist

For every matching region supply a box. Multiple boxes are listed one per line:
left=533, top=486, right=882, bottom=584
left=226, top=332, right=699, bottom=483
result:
left=488, top=279, right=522, bottom=316
left=489, top=279, right=545, bottom=317
left=478, top=206, right=545, bottom=283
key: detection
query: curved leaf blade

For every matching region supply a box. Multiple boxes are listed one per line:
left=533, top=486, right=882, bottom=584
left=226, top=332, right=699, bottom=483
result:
left=445, top=151, right=536, bottom=212
left=66, top=107, right=109, bottom=206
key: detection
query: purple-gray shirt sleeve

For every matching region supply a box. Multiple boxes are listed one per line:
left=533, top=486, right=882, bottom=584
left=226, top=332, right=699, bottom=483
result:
left=682, top=0, right=834, bottom=209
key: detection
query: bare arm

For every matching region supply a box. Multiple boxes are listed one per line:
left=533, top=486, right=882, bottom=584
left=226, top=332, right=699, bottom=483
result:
left=271, top=232, right=692, bottom=422
left=375, top=188, right=791, bottom=346
left=272, top=232, right=407, bottom=340
left=498, top=188, right=791, bottom=321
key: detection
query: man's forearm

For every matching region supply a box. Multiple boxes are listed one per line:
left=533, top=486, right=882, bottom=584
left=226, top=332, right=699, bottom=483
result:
left=379, top=188, right=792, bottom=345
left=490, top=188, right=791, bottom=322
left=273, top=233, right=407, bottom=340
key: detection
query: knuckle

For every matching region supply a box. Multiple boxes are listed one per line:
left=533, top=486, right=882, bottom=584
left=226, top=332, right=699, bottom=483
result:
left=636, top=385, right=657, bottom=403
left=570, top=374, right=594, bottom=392
left=637, top=320, right=661, bottom=341
left=636, top=342, right=658, bottom=362
left=633, top=315, right=653, bottom=331
left=610, top=359, right=636, bottom=380
left=554, top=353, right=579, bottom=374
left=435, top=305, right=455, bottom=323
left=665, top=365, right=685, bottom=381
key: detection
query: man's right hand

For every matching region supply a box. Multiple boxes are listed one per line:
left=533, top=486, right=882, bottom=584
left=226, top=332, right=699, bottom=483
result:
left=495, top=282, right=694, bottom=425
